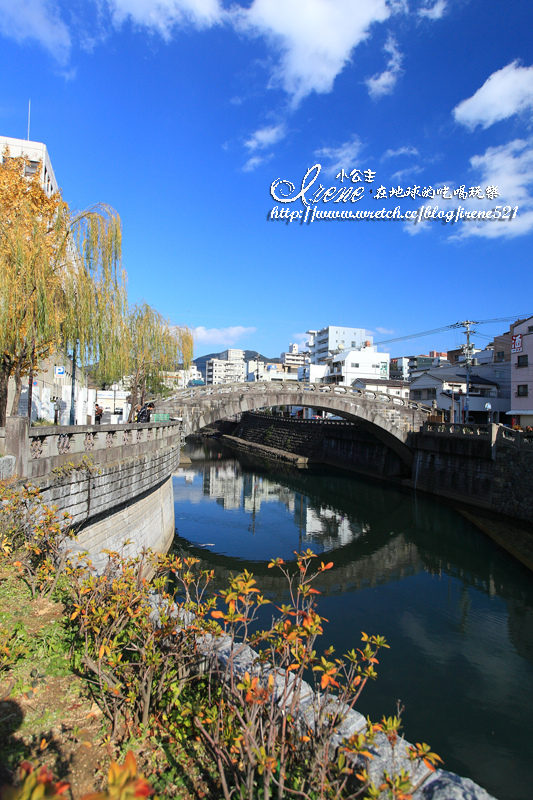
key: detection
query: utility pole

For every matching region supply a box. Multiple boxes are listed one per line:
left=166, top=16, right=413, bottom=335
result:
left=456, top=320, right=477, bottom=422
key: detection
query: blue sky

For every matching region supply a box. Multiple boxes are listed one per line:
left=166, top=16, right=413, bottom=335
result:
left=2, top=0, right=533, bottom=359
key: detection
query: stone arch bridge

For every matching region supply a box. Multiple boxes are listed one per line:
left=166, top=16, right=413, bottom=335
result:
left=161, top=382, right=432, bottom=466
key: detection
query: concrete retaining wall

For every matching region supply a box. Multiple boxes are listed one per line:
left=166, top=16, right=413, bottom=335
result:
left=411, top=427, right=533, bottom=523
left=36, top=444, right=179, bottom=558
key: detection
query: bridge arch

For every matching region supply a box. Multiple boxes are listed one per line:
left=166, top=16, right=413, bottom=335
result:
left=164, top=384, right=431, bottom=468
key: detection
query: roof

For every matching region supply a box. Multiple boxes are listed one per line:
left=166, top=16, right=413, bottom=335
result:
left=353, top=379, right=406, bottom=387
left=410, top=369, right=497, bottom=386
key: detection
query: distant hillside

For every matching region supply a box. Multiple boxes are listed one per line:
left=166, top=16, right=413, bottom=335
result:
left=193, top=350, right=280, bottom=376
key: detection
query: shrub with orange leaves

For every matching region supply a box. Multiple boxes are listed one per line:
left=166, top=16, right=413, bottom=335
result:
left=3, top=753, right=153, bottom=800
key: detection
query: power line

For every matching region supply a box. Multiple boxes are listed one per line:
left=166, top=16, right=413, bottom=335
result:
left=374, top=314, right=531, bottom=346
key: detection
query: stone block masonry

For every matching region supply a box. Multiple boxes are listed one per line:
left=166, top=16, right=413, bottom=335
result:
left=3, top=416, right=183, bottom=560
left=232, top=412, right=410, bottom=479
left=38, top=446, right=179, bottom=558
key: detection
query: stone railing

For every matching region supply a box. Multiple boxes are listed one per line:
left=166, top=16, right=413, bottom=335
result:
left=169, top=381, right=432, bottom=414
left=246, top=411, right=357, bottom=426
left=423, top=421, right=533, bottom=451
left=424, top=421, right=496, bottom=439
left=5, top=416, right=185, bottom=480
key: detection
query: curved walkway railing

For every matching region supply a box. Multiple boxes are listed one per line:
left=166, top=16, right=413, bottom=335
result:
left=167, top=381, right=433, bottom=415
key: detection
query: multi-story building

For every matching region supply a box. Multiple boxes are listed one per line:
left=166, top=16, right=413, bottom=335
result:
left=2, top=135, right=92, bottom=423
left=389, top=356, right=410, bottom=381
left=322, top=345, right=389, bottom=385
left=409, top=367, right=507, bottom=423
left=206, top=349, right=245, bottom=385
left=0, top=135, right=58, bottom=197
left=507, top=316, right=533, bottom=428
left=162, top=365, right=203, bottom=389
left=306, top=326, right=369, bottom=364
left=246, top=361, right=298, bottom=382
left=280, top=343, right=309, bottom=371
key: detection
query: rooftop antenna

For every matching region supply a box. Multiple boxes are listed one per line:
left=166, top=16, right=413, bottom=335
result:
left=27, top=99, right=31, bottom=140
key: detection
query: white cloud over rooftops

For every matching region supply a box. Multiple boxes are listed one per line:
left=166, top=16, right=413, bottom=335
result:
left=365, top=35, right=403, bottom=100
left=382, top=146, right=419, bottom=160
left=418, top=0, right=447, bottom=21
left=106, top=0, right=223, bottom=34
left=0, top=0, right=71, bottom=63
left=1, top=0, right=448, bottom=105
left=454, top=61, right=533, bottom=130
left=455, top=137, right=533, bottom=239
left=235, top=0, right=394, bottom=104
left=194, top=325, right=257, bottom=347
left=314, top=136, right=363, bottom=177
left=245, top=124, right=286, bottom=151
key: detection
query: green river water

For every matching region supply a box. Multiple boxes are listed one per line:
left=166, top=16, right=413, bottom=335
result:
left=172, top=439, right=533, bottom=800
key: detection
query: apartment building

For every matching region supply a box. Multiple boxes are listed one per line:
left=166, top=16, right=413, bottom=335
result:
left=280, top=343, right=309, bottom=370
left=306, top=326, right=369, bottom=364
left=206, top=349, right=246, bottom=384
left=0, top=135, right=58, bottom=197
left=507, top=316, right=533, bottom=428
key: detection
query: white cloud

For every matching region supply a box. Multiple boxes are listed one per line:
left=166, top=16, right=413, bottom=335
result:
left=382, top=145, right=419, bottom=160
left=242, top=154, right=273, bottom=172
left=245, top=124, right=286, bottom=151
left=418, top=0, right=447, bottom=20
left=376, top=327, right=394, bottom=334
left=365, top=34, right=403, bottom=100
left=314, top=135, right=363, bottom=177
left=456, top=138, right=533, bottom=239
left=104, top=0, right=223, bottom=35
left=292, top=332, right=309, bottom=346
left=194, top=325, right=257, bottom=347
left=454, top=61, right=533, bottom=131
left=391, top=164, right=423, bottom=182
left=0, top=0, right=71, bottom=63
left=235, top=0, right=394, bottom=104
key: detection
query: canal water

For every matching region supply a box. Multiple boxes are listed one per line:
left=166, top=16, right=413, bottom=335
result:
left=172, top=439, right=533, bottom=800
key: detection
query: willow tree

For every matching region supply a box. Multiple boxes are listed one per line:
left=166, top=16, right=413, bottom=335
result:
left=0, top=148, right=125, bottom=426
left=124, top=302, right=193, bottom=420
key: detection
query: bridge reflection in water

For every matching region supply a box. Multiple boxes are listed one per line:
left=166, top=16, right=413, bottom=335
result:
left=173, top=439, right=533, bottom=800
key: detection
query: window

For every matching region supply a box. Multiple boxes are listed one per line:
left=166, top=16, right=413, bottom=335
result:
left=517, top=384, right=528, bottom=397
left=517, top=354, right=529, bottom=368
left=528, top=326, right=533, bottom=333
left=351, top=341, right=356, bottom=347
left=426, top=388, right=437, bottom=398
left=412, top=390, right=422, bottom=400
left=372, top=364, right=379, bottom=368
left=496, top=351, right=505, bottom=361
left=351, top=363, right=359, bottom=368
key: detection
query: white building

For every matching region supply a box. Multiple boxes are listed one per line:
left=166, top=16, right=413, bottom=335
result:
left=507, top=316, right=533, bottom=428
left=207, top=357, right=245, bottom=384
left=297, top=364, right=329, bottom=383
left=306, top=326, right=370, bottom=364
left=389, top=356, right=410, bottom=381
left=280, top=343, right=309, bottom=370
left=409, top=368, right=507, bottom=423
left=323, top=346, right=389, bottom=385
left=162, top=365, right=203, bottom=388
left=246, top=361, right=298, bottom=382
left=0, top=136, right=58, bottom=197
left=352, top=378, right=409, bottom=399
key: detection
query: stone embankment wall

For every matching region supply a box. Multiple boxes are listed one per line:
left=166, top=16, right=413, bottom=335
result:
left=410, top=423, right=533, bottom=523
left=226, top=414, right=533, bottom=526
left=231, top=412, right=409, bottom=478
left=43, top=450, right=177, bottom=560
left=2, top=416, right=182, bottom=560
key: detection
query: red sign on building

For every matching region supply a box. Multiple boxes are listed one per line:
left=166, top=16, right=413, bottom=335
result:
left=512, top=334, right=523, bottom=354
